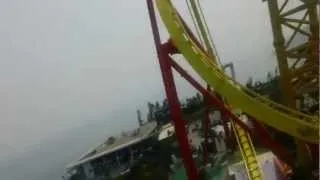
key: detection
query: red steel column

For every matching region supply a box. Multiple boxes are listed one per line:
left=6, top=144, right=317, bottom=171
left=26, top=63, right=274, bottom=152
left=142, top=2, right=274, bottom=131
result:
left=170, top=58, right=294, bottom=165
left=146, top=1, right=199, bottom=179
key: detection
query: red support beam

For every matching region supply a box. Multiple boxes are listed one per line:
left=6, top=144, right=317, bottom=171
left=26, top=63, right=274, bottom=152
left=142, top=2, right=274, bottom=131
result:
left=175, top=12, right=220, bottom=164
left=250, top=118, right=294, bottom=166
left=147, top=0, right=294, bottom=177
left=170, top=58, right=250, bottom=131
left=169, top=58, right=294, bottom=166
left=146, top=1, right=199, bottom=179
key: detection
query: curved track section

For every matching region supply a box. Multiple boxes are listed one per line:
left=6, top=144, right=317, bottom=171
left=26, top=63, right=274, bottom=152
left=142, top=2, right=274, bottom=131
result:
left=155, top=0, right=318, bottom=143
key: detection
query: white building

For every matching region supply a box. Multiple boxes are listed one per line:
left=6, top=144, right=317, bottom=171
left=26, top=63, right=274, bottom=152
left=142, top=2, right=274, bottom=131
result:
left=227, top=152, right=285, bottom=180
left=65, top=122, right=157, bottom=180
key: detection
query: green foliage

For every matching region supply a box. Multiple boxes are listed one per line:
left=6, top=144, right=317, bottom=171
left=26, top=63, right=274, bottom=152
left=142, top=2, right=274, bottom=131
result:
left=155, top=101, right=161, bottom=111
left=147, top=102, right=155, bottom=122
left=136, top=109, right=143, bottom=126
left=141, top=93, right=205, bottom=125
left=246, top=70, right=281, bottom=103
left=182, top=92, right=204, bottom=114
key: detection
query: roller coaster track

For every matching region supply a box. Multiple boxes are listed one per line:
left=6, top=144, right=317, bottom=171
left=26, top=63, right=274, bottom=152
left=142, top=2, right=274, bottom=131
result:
left=232, top=117, right=263, bottom=180
left=155, top=0, right=319, bottom=143
left=185, top=2, right=264, bottom=178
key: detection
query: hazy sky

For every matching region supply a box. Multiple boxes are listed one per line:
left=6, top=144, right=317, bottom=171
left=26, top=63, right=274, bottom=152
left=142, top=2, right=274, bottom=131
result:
left=0, top=0, right=277, bottom=162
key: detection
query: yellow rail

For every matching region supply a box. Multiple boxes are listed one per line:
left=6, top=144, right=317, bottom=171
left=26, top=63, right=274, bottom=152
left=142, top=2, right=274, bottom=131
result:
left=232, top=119, right=263, bottom=180
left=155, top=0, right=319, bottom=143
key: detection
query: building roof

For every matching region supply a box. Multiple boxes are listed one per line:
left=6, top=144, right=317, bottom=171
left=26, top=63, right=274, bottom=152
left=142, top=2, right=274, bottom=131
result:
left=158, top=123, right=175, bottom=141
left=66, top=121, right=157, bottom=169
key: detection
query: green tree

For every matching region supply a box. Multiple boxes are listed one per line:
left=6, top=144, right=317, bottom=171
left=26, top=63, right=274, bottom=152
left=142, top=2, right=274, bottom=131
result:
left=137, top=109, right=143, bottom=126
left=245, top=71, right=281, bottom=103
left=162, top=99, right=168, bottom=110
left=155, top=101, right=160, bottom=111
left=195, top=93, right=202, bottom=104
left=147, top=102, right=155, bottom=122
left=246, top=77, right=254, bottom=89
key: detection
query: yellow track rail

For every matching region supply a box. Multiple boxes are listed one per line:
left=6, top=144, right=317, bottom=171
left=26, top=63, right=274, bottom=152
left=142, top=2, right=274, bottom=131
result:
left=155, top=0, right=319, bottom=143
left=232, top=119, right=263, bottom=180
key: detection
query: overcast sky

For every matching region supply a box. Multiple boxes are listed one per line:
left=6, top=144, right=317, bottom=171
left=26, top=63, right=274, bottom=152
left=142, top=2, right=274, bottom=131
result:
left=0, top=0, right=277, bottom=162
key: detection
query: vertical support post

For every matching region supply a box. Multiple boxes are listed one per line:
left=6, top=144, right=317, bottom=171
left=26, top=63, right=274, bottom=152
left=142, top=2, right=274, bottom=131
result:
left=307, top=0, right=319, bottom=63
left=170, top=58, right=293, bottom=166
left=266, top=0, right=313, bottom=169
left=146, top=1, right=199, bottom=179
left=266, top=0, right=295, bottom=108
